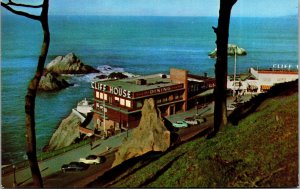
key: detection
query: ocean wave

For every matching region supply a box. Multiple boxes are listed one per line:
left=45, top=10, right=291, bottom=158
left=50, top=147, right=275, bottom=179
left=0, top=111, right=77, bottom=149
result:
left=69, top=65, right=138, bottom=83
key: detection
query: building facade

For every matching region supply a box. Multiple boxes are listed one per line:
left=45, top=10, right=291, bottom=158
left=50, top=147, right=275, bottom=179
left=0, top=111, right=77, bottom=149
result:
left=91, top=68, right=215, bottom=136
left=227, top=67, right=298, bottom=94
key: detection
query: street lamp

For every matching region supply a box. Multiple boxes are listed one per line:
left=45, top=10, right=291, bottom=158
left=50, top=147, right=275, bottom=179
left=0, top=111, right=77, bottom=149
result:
left=233, top=46, right=237, bottom=97
left=126, top=123, right=129, bottom=138
left=12, top=164, right=16, bottom=187
left=196, top=101, right=199, bottom=116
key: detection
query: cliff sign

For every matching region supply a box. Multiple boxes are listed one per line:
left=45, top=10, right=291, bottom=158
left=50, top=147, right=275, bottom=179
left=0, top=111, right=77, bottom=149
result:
left=91, top=81, right=132, bottom=98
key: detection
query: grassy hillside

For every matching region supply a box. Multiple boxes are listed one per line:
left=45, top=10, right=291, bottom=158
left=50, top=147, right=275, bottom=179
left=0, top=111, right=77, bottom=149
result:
left=90, top=83, right=298, bottom=187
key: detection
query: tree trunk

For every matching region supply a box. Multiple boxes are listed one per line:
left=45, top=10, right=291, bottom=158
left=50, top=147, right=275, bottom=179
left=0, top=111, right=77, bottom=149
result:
left=24, top=0, right=50, bottom=187
left=212, top=0, right=237, bottom=136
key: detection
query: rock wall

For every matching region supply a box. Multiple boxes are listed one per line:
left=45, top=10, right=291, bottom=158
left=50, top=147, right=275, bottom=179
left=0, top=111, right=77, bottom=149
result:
left=112, top=98, right=170, bottom=167
left=47, top=112, right=81, bottom=151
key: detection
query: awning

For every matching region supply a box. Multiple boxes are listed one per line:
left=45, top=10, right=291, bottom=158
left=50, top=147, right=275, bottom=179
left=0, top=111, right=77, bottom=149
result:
left=261, top=85, right=271, bottom=90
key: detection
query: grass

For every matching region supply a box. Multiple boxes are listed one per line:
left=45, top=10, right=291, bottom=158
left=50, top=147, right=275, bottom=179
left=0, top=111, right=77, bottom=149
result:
left=92, top=83, right=298, bottom=188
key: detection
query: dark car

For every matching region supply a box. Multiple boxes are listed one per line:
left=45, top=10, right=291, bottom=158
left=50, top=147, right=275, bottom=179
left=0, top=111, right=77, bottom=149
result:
left=61, top=162, right=89, bottom=172
left=99, top=156, right=106, bottom=163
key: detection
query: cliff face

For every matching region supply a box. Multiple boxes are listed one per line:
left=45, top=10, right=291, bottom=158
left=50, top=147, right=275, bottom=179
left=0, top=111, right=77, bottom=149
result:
left=113, top=98, right=170, bottom=167
left=47, top=112, right=81, bottom=151
left=46, top=53, right=99, bottom=74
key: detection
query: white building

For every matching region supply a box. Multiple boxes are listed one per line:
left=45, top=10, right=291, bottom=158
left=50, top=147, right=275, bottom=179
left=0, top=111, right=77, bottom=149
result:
left=227, top=67, right=298, bottom=94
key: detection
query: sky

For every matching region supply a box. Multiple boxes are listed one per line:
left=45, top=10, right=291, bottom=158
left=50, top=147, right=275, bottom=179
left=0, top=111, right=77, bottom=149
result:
left=1, top=0, right=298, bottom=17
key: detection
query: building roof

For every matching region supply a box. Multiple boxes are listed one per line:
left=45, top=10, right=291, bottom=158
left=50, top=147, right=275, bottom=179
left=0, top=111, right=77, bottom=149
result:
left=93, top=74, right=180, bottom=93
left=228, top=73, right=257, bottom=81
left=257, top=70, right=298, bottom=75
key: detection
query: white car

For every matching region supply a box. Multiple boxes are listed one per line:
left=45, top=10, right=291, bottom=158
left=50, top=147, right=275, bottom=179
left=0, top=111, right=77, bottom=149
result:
left=227, top=104, right=236, bottom=111
left=79, top=155, right=105, bottom=164
left=184, top=117, right=199, bottom=125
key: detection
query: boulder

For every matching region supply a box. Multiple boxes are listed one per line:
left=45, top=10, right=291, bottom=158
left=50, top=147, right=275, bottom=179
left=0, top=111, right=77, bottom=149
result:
left=112, top=98, right=170, bottom=167
left=46, top=53, right=99, bottom=74
left=46, top=112, right=81, bottom=151
left=38, top=71, right=72, bottom=91
left=108, top=72, right=128, bottom=79
left=209, top=44, right=247, bottom=58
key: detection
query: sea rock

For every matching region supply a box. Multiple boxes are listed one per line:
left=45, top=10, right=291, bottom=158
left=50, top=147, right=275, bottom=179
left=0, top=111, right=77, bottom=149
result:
left=108, top=72, right=128, bottom=79
left=209, top=44, right=247, bottom=58
left=38, top=71, right=72, bottom=91
left=46, top=112, right=81, bottom=151
left=112, top=98, right=170, bottom=167
left=46, top=53, right=99, bottom=74
left=96, top=75, right=108, bottom=79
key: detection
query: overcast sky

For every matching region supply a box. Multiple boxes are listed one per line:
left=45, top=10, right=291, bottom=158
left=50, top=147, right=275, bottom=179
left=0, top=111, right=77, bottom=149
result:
left=1, top=0, right=298, bottom=17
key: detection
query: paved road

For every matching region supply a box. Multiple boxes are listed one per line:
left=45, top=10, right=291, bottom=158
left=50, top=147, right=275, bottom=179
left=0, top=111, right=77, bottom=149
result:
left=42, top=150, right=116, bottom=187
left=1, top=132, right=128, bottom=188
left=32, top=121, right=213, bottom=188
left=3, top=95, right=252, bottom=188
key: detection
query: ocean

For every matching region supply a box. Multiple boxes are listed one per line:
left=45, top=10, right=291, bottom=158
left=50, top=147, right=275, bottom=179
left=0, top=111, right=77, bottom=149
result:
left=1, top=15, right=297, bottom=164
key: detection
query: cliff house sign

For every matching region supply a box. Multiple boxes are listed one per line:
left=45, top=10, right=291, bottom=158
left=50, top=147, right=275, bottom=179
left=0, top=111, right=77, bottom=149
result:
left=91, top=81, right=132, bottom=98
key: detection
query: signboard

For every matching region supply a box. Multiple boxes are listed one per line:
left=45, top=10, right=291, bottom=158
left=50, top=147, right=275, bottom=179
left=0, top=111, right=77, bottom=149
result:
left=133, top=84, right=184, bottom=98
left=91, top=81, right=132, bottom=98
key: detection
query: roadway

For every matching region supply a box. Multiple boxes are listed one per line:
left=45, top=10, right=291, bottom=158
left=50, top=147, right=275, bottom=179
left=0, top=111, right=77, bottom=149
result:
left=2, top=103, right=215, bottom=188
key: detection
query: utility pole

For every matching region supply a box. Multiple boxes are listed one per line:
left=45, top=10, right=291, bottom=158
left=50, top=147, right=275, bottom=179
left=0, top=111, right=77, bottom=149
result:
left=196, top=101, right=199, bottom=116
left=126, top=123, right=129, bottom=138
left=103, top=97, right=107, bottom=137
left=233, top=46, right=237, bottom=97
left=13, top=164, right=16, bottom=187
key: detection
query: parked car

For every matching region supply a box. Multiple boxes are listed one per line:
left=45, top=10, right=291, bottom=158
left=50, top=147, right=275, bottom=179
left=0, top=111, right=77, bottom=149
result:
left=184, top=117, right=199, bottom=125
left=227, top=104, right=236, bottom=111
left=172, top=121, right=188, bottom=128
left=193, top=115, right=207, bottom=124
left=79, top=155, right=106, bottom=164
left=61, top=162, right=89, bottom=172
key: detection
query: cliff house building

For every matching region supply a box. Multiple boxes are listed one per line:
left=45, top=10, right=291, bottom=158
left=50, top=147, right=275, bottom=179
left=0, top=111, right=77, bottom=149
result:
left=91, top=68, right=215, bottom=136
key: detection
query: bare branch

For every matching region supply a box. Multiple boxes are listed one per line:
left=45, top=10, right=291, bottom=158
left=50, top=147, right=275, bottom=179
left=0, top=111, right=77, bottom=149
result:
left=8, top=0, right=43, bottom=8
left=1, top=2, right=40, bottom=21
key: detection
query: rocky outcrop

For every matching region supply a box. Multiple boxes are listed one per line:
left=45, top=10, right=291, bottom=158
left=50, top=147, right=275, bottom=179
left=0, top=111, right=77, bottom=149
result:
left=38, top=71, right=72, bottom=91
left=46, top=112, right=81, bottom=151
left=112, top=98, right=170, bottom=167
left=108, top=72, right=128, bottom=79
left=46, top=53, right=99, bottom=74
left=209, top=44, right=247, bottom=58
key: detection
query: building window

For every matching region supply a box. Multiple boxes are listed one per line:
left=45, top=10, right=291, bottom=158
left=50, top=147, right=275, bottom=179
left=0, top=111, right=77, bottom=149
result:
left=169, top=95, right=174, bottom=101
left=120, top=98, right=125, bottom=106
left=100, top=92, right=104, bottom=99
left=174, top=93, right=179, bottom=100
left=104, top=93, right=108, bottom=101
left=136, top=100, right=143, bottom=108
left=125, top=100, right=131, bottom=108
left=96, top=91, right=99, bottom=98
left=162, top=97, right=168, bottom=103
left=109, top=96, right=113, bottom=104
left=115, top=97, right=120, bottom=103
left=156, top=98, right=161, bottom=104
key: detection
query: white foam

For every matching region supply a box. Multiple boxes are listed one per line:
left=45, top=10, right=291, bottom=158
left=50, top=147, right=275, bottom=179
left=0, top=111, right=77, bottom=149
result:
left=66, top=65, right=138, bottom=83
